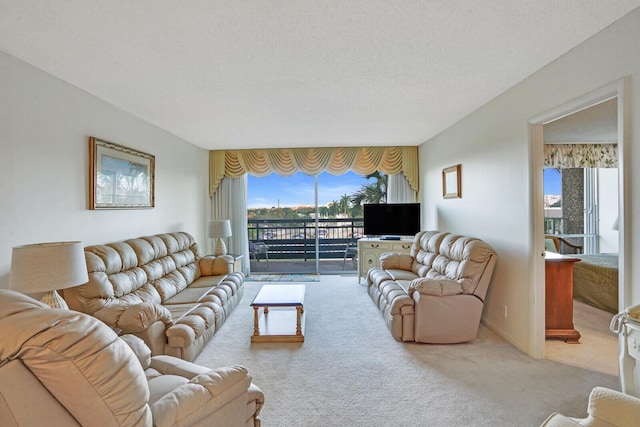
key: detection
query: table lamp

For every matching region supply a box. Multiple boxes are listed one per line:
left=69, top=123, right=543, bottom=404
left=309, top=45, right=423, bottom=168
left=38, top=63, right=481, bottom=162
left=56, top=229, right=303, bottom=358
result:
left=208, top=219, right=232, bottom=256
left=9, top=241, right=89, bottom=309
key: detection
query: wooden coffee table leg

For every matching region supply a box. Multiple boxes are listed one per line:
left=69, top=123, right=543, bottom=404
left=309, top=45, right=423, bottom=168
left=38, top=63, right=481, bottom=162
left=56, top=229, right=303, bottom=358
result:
left=253, top=307, right=260, bottom=337
left=296, top=306, right=302, bottom=336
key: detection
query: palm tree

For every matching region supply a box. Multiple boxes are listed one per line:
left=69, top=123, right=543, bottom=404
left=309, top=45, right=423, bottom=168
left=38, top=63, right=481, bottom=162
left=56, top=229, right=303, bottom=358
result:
left=338, top=194, right=351, bottom=216
left=326, top=201, right=339, bottom=218
left=351, top=172, right=387, bottom=206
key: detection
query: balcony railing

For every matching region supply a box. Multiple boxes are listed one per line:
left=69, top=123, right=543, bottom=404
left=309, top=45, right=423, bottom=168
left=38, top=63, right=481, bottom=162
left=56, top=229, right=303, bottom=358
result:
left=248, top=217, right=363, bottom=260
left=248, top=216, right=594, bottom=262
left=545, top=217, right=563, bottom=235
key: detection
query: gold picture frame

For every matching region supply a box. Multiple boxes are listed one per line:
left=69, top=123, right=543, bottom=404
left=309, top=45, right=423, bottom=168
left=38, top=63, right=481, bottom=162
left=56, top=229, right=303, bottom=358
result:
left=442, top=164, right=461, bottom=199
left=89, top=137, right=155, bottom=209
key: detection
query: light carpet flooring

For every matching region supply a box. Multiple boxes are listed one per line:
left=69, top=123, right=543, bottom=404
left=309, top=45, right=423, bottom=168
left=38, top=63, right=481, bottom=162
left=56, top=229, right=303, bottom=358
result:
left=545, top=301, right=619, bottom=377
left=195, top=275, right=619, bottom=426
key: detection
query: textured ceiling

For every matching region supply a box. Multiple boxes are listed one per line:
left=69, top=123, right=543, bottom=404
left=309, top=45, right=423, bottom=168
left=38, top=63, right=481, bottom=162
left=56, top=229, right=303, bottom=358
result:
left=544, top=98, right=618, bottom=143
left=1, top=1, right=639, bottom=150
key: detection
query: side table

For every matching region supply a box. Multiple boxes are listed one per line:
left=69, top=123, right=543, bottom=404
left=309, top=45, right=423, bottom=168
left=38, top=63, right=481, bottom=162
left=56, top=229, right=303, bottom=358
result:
left=226, top=253, right=243, bottom=272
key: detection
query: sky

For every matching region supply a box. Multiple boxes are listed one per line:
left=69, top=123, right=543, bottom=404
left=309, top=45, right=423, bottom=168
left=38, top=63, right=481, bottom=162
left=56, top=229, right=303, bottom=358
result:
left=248, top=171, right=369, bottom=208
left=544, top=168, right=561, bottom=195
left=248, top=168, right=563, bottom=208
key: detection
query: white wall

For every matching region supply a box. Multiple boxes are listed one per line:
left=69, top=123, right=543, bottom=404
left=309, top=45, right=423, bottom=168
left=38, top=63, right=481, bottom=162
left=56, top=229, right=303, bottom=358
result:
left=0, top=51, right=209, bottom=289
left=419, top=8, right=640, bottom=355
left=599, top=168, right=619, bottom=254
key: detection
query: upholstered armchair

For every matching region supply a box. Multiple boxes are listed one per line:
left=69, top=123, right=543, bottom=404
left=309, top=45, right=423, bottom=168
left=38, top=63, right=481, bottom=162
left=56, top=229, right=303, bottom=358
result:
left=540, top=387, right=640, bottom=426
left=367, top=231, right=497, bottom=343
left=0, top=289, right=264, bottom=427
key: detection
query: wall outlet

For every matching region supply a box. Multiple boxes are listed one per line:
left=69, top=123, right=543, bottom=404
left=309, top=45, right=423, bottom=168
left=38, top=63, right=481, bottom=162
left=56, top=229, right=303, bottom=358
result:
left=503, top=305, right=508, bottom=318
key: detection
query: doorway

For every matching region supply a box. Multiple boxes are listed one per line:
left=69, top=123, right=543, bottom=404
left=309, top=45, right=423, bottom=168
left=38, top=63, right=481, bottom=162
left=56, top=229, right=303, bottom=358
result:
left=530, top=80, right=626, bottom=371
left=543, top=166, right=619, bottom=375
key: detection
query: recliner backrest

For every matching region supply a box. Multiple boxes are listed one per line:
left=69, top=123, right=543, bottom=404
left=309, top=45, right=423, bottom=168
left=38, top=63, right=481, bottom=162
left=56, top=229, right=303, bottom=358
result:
left=0, top=289, right=153, bottom=426
left=409, top=230, right=497, bottom=296
left=63, top=232, right=203, bottom=315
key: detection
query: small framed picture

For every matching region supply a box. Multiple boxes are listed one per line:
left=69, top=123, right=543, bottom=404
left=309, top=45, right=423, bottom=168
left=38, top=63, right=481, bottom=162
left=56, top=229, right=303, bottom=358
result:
left=89, top=137, right=155, bottom=209
left=442, top=164, right=461, bottom=199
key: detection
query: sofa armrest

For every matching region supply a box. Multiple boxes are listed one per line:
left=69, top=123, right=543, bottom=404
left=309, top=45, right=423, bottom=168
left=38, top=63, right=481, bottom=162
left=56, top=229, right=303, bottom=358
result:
left=150, top=365, right=252, bottom=427
left=540, top=387, right=640, bottom=427
left=149, top=357, right=265, bottom=423
left=149, top=354, right=212, bottom=379
left=408, top=278, right=463, bottom=297
left=199, top=255, right=233, bottom=276
left=248, top=382, right=265, bottom=419
left=585, top=387, right=640, bottom=425
left=94, top=303, right=173, bottom=334
left=379, top=252, right=414, bottom=270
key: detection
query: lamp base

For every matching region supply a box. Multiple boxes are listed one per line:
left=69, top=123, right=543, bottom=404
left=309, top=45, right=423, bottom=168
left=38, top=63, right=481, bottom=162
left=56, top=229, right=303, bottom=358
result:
left=41, top=290, right=69, bottom=309
left=214, top=238, right=228, bottom=256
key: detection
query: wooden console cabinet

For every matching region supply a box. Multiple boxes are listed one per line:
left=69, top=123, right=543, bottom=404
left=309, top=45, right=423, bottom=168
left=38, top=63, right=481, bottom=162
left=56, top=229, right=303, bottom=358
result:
left=358, top=238, right=413, bottom=282
left=545, top=251, right=581, bottom=343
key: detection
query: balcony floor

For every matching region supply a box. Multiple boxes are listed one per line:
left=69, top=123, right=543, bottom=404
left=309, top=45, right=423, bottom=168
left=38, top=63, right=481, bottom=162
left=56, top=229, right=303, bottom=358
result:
left=249, top=258, right=358, bottom=274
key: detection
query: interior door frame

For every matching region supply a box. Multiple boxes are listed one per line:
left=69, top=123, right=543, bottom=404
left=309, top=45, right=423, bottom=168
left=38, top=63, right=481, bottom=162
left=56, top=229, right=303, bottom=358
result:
left=528, top=78, right=628, bottom=358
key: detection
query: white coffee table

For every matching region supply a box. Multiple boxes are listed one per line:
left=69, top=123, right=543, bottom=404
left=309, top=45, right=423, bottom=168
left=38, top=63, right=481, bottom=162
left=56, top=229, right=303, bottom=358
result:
left=250, top=284, right=305, bottom=343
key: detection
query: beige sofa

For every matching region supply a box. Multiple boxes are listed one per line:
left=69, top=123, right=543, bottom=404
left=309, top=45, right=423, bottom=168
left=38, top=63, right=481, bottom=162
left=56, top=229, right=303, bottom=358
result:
left=0, top=289, right=264, bottom=427
left=366, top=230, right=497, bottom=343
left=62, top=232, right=245, bottom=361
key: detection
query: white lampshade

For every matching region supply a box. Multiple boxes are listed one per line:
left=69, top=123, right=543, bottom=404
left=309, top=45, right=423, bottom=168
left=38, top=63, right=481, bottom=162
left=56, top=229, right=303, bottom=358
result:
left=9, top=241, right=89, bottom=309
left=208, top=219, right=232, bottom=238
left=208, top=219, right=232, bottom=256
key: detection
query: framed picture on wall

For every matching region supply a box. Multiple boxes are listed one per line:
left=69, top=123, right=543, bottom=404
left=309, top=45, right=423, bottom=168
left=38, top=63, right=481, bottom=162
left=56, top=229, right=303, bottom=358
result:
left=442, top=164, right=461, bottom=199
left=89, top=137, right=155, bottom=209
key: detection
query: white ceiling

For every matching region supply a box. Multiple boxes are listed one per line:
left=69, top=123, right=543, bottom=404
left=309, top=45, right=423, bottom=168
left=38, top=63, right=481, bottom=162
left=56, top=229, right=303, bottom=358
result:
left=544, top=98, right=618, bottom=143
left=1, top=1, right=639, bottom=150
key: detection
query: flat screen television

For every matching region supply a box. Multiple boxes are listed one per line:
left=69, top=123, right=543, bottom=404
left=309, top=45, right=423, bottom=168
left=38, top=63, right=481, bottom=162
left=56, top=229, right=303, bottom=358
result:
left=363, top=203, right=421, bottom=238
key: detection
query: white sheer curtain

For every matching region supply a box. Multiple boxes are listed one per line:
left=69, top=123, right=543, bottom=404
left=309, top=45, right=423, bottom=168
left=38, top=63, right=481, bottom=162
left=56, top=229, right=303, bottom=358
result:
left=210, top=175, right=250, bottom=274
left=387, top=172, right=417, bottom=203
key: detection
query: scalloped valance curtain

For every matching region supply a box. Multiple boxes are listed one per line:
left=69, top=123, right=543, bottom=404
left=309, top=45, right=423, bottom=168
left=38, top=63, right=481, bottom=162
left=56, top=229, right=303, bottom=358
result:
left=544, top=143, right=618, bottom=168
left=209, top=146, right=419, bottom=197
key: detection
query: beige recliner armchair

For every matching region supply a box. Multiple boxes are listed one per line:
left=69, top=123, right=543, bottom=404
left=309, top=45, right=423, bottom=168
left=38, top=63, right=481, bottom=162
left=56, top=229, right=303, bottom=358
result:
left=0, top=289, right=264, bottom=427
left=367, top=231, right=497, bottom=343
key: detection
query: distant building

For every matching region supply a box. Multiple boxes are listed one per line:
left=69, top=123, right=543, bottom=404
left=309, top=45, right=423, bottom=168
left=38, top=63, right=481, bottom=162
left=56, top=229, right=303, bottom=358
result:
left=545, top=207, right=563, bottom=219
left=544, top=194, right=562, bottom=208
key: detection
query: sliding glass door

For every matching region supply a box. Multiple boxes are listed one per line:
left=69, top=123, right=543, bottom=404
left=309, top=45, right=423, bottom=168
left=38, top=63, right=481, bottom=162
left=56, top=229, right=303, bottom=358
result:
left=247, top=171, right=366, bottom=274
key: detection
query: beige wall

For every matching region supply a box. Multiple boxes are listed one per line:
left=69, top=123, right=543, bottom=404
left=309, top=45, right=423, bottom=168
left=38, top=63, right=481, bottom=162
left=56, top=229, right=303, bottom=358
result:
left=0, top=51, right=209, bottom=289
left=419, top=8, right=640, bottom=355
